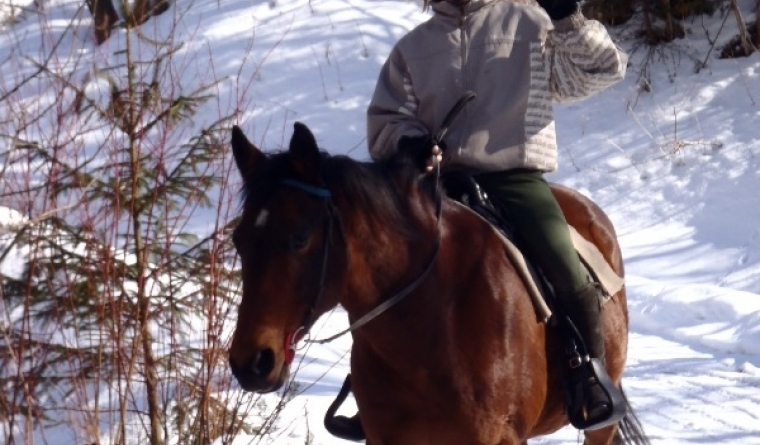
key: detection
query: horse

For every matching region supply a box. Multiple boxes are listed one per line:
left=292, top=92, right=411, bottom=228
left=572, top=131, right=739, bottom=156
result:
left=227, top=122, right=651, bottom=445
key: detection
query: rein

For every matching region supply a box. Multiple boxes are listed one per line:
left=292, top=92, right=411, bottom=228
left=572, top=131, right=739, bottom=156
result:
left=280, top=175, right=443, bottom=347
left=288, top=91, right=476, bottom=347
left=306, top=179, right=444, bottom=345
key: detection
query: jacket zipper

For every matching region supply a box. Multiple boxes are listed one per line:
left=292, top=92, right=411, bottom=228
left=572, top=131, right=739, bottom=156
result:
left=459, top=6, right=467, bottom=91
left=458, top=7, right=468, bottom=156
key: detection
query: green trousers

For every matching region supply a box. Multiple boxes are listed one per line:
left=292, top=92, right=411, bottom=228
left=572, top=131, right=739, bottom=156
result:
left=474, top=169, right=586, bottom=297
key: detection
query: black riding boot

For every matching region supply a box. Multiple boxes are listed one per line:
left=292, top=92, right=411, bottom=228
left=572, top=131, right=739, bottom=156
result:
left=564, top=283, right=612, bottom=424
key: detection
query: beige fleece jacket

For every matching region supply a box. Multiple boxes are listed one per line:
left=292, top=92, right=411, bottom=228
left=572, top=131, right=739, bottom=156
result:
left=366, top=0, right=628, bottom=172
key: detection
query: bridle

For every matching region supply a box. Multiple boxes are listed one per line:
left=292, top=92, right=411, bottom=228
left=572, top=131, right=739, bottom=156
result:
left=279, top=175, right=442, bottom=358
left=280, top=91, right=476, bottom=357
left=277, top=178, right=339, bottom=363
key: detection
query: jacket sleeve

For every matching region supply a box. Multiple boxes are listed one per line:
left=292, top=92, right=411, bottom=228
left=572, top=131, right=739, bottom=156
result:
left=366, top=46, right=429, bottom=161
left=546, top=11, right=628, bottom=103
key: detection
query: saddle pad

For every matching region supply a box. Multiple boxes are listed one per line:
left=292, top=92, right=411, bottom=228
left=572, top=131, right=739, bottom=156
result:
left=568, top=225, right=625, bottom=298
left=456, top=201, right=625, bottom=322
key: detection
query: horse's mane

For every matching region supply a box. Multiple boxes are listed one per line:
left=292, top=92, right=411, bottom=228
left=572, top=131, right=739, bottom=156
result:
left=240, top=150, right=431, bottom=237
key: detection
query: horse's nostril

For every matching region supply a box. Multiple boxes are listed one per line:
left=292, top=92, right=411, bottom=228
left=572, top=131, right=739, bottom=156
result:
left=250, top=348, right=275, bottom=377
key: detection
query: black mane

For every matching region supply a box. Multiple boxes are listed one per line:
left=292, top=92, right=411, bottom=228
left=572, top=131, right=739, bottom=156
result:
left=239, top=149, right=431, bottom=236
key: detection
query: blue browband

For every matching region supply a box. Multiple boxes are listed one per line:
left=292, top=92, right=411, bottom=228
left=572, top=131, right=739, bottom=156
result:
left=281, top=179, right=332, bottom=198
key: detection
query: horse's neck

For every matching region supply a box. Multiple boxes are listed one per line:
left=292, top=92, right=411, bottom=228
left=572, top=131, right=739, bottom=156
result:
left=335, top=185, right=433, bottom=301
left=347, top=277, right=452, bottom=372
left=344, top=200, right=527, bottom=366
left=333, top=195, right=446, bottom=352
left=340, top=225, right=438, bottom=316
left=337, top=205, right=459, bottom=370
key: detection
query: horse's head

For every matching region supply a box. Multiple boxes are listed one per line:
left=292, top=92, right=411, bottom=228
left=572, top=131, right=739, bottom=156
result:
left=228, top=123, right=342, bottom=393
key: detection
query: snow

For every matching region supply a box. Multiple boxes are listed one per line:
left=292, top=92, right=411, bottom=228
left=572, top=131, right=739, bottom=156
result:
left=2, top=0, right=760, bottom=443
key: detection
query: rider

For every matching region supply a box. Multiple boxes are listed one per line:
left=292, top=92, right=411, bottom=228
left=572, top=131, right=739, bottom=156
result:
left=366, top=0, right=628, bottom=429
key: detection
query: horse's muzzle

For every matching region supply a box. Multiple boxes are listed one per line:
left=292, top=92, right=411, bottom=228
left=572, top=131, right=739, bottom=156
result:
left=228, top=348, right=287, bottom=393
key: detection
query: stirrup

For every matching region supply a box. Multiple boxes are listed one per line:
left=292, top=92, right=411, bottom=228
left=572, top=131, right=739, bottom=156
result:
left=565, top=356, right=627, bottom=430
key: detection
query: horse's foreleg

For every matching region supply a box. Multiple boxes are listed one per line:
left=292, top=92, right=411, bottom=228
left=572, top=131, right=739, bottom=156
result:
left=583, top=423, right=619, bottom=445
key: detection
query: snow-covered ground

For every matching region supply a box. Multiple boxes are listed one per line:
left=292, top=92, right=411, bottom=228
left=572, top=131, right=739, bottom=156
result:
left=2, top=0, right=759, bottom=443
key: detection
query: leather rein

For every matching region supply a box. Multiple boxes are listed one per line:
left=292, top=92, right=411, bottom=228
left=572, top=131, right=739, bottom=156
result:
left=283, top=92, right=476, bottom=352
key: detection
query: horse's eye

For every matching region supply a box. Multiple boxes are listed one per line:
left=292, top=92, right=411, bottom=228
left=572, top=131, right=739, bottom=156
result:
left=289, top=233, right=310, bottom=252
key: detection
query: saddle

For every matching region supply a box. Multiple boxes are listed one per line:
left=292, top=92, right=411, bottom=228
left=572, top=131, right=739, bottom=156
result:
left=323, top=173, right=626, bottom=441
left=441, top=172, right=626, bottom=431
left=442, top=171, right=624, bottom=316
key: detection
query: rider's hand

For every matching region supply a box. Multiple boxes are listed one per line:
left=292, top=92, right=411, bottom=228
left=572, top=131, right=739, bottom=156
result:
left=427, top=144, right=443, bottom=173
left=397, top=134, right=443, bottom=174
left=536, top=0, right=580, bottom=21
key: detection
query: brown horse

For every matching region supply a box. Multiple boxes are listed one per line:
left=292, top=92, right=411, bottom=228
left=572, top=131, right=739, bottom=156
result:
left=227, top=122, right=650, bottom=445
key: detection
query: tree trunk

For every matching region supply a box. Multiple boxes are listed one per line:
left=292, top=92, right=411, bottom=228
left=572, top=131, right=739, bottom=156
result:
left=127, top=0, right=150, bottom=26
left=126, top=0, right=172, bottom=27
left=755, top=0, right=760, bottom=47
left=85, top=0, right=118, bottom=45
left=730, top=0, right=753, bottom=55
left=581, top=0, right=636, bottom=26
left=660, top=0, right=677, bottom=41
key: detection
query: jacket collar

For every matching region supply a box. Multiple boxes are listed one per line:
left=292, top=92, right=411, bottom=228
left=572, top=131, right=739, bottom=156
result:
left=431, top=0, right=500, bottom=20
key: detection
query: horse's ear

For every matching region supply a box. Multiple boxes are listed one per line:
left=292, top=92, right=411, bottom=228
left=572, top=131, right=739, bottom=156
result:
left=288, top=122, right=321, bottom=179
left=231, top=125, right=265, bottom=179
